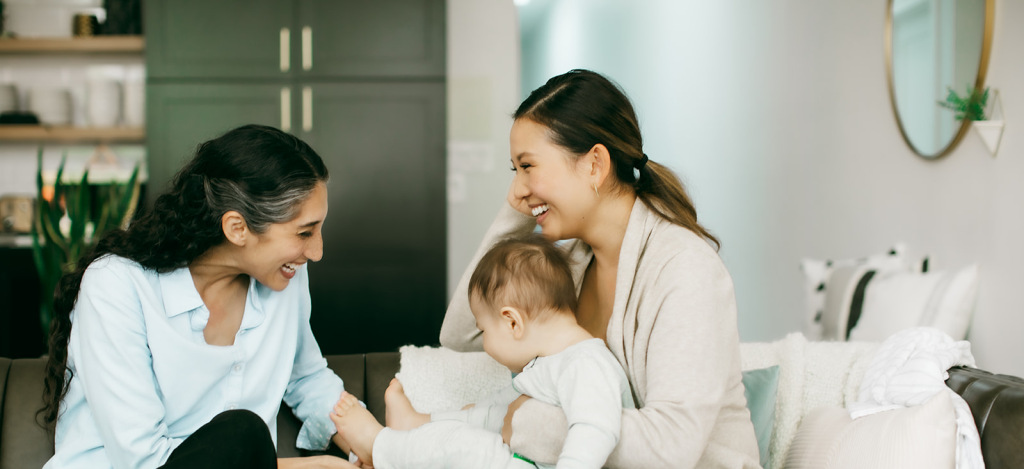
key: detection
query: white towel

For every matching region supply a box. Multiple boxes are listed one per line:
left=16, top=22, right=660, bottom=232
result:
left=849, top=327, right=984, bottom=469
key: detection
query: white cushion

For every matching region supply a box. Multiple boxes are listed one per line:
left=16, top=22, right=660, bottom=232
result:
left=848, top=264, right=979, bottom=341
left=784, top=391, right=956, bottom=469
left=800, top=244, right=916, bottom=340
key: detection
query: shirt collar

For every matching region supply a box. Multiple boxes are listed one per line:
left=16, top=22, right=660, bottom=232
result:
left=239, top=276, right=266, bottom=331
left=160, top=266, right=204, bottom=318
left=160, top=266, right=267, bottom=331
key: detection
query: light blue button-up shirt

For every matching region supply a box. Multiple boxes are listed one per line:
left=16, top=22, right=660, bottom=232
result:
left=44, top=255, right=344, bottom=469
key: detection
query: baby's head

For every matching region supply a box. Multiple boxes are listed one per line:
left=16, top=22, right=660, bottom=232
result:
left=468, top=236, right=577, bottom=371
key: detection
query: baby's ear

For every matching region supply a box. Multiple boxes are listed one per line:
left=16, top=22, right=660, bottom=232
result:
left=500, top=306, right=527, bottom=338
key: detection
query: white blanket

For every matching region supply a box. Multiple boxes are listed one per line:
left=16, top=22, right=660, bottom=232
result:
left=849, top=327, right=984, bottom=469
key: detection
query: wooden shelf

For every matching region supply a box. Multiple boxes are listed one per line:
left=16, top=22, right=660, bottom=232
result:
left=0, top=36, right=144, bottom=54
left=0, top=125, right=144, bottom=143
left=0, top=234, right=33, bottom=249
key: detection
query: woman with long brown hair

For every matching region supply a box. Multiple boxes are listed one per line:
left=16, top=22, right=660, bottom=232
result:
left=440, top=69, right=760, bottom=468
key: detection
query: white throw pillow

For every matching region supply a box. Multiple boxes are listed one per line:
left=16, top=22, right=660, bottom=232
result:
left=395, top=345, right=512, bottom=414
left=784, top=391, right=956, bottom=469
left=848, top=264, right=979, bottom=341
left=800, top=244, right=917, bottom=340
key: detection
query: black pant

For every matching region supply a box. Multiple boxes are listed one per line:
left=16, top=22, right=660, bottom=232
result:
left=159, top=409, right=276, bottom=469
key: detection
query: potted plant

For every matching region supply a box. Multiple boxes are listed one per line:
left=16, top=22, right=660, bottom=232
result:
left=938, top=85, right=989, bottom=121
left=938, top=85, right=1003, bottom=155
left=30, top=148, right=140, bottom=339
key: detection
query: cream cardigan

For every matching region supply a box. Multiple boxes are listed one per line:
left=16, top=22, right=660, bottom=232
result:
left=440, top=200, right=761, bottom=469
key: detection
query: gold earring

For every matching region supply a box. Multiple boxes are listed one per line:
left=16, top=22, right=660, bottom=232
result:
left=593, top=183, right=600, bottom=197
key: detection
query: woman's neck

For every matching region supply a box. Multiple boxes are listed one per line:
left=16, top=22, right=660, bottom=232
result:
left=188, top=245, right=248, bottom=299
left=582, top=192, right=636, bottom=270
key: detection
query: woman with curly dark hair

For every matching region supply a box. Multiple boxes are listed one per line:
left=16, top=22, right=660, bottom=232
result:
left=41, top=125, right=357, bottom=468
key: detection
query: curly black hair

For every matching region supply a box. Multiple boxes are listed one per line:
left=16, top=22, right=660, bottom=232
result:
left=39, top=124, right=329, bottom=425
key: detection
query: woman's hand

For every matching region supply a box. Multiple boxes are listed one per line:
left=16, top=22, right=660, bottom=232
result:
left=506, top=178, right=530, bottom=217
left=277, top=455, right=360, bottom=468
left=502, top=394, right=532, bottom=444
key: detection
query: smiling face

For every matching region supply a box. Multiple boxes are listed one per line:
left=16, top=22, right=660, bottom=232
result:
left=509, top=119, right=596, bottom=241
left=243, top=182, right=328, bottom=291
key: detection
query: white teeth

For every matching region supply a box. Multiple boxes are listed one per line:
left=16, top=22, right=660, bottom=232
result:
left=283, top=263, right=297, bottom=272
left=531, top=204, right=549, bottom=217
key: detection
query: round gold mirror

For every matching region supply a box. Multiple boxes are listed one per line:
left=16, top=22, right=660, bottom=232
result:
left=886, top=0, right=994, bottom=160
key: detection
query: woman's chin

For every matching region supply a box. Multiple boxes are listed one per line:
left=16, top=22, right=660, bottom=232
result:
left=537, top=228, right=561, bottom=242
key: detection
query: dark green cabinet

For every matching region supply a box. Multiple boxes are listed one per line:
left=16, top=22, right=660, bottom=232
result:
left=146, top=0, right=294, bottom=79
left=300, top=83, right=446, bottom=351
left=147, top=0, right=444, bottom=80
left=144, top=0, right=446, bottom=354
left=146, top=84, right=285, bottom=192
left=296, top=0, right=445, bottom=79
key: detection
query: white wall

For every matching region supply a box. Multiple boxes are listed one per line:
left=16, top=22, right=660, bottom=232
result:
left=508, top=0, right=1024, bottom=376
left=446, top=0, right=522, bottom=295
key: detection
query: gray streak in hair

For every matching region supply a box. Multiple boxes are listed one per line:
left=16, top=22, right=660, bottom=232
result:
left=203, top=177, right=314, bottom=233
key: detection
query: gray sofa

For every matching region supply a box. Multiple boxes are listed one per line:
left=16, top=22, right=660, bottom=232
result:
left=0, top=353, right=400, bottom=468
left=1, top=353, right=1022, bottom=469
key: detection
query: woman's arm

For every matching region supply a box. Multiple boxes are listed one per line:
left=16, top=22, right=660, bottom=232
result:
left=511, top=248, right=749, bottom=468
left=283, top=266, right=346, bottom=451
left=439, top=203, right=536, bottom=351
left=69, top=258, right=185, bottom=468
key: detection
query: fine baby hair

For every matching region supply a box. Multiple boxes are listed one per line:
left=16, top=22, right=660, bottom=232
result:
left=468, top=235, right=577, bottom=320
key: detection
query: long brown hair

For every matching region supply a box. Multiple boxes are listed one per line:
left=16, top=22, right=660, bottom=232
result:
left=514, top=69, right=720, bottom=250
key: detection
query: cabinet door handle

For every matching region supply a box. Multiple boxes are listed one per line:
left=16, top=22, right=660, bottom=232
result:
left=302, top=26, right=313, bottom=71
left=302, top=86, right=313, bottom=132
left=280, top=28, right=291, bottom=72
left=281, top=87, right=292, bottom=132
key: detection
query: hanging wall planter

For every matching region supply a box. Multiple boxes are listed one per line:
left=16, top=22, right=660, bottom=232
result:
left=972, top=89, right=1005, bottom=156
left=972, top=119, right=1004, bottom=155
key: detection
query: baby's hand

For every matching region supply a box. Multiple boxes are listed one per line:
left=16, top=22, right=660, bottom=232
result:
left=462, top=403, right=476, bottom=410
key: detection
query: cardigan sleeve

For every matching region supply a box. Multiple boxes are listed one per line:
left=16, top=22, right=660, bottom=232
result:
left=439, top=203, right=536, bottom=352
left=511, top=244, right=755, bottom=469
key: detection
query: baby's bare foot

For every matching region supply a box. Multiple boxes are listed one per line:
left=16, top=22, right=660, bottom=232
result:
left=384, top=378, right=430, bottom=431
left=330, top=392, right=382, bottom=466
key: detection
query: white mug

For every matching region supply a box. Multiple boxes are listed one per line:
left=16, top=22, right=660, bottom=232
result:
left=122, top=80, right=144, bottom=127
left=0, top=84, right=17, bottom=113
left=87, top=79, right=122, bottom=127
left=28, top=87, right=72, bottom=126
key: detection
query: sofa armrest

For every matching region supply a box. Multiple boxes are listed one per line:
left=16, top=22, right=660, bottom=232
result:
left=946, top=366, right=1024, bottom=469
left=0, top=357, right=51, bottom=469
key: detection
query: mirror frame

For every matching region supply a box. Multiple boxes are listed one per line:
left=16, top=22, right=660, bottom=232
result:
left=885, top=0, right=995, bottom=160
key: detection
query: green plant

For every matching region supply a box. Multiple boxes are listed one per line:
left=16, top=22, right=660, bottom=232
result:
left=30, top=148, right=141, bottom=338
left=938, top=85, right=990, bottom=122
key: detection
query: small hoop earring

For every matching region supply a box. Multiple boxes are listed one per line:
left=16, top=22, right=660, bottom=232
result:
left=593, top=183, right=600, bottom=197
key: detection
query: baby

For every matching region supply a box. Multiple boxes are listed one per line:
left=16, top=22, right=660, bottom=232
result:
left=331, top=235, right=634, bottom=469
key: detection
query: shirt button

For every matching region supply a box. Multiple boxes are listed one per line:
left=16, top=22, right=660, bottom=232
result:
left=233, top=363, right=243, bottom=373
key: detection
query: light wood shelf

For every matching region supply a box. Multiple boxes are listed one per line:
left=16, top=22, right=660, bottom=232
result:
left=0, top=36, right=144, bottom=54
left=0, top=125, right=144, bottom=143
